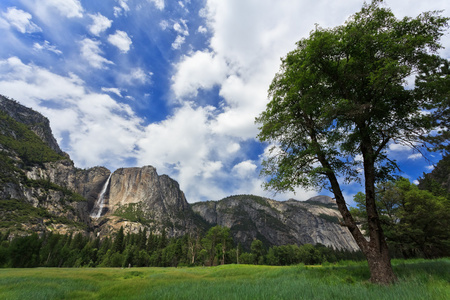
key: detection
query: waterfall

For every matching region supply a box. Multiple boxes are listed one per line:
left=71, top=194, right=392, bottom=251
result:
left=90, top=174, right=111, bottom=218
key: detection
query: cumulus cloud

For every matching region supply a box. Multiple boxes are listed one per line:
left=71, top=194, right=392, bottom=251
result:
left=79, top=38, right=114, bottom=69
left=171, top=50, right=228, bottom=98
left=2, top=7, right=41, bottom=33
left=88, top=13, right=112, bottom=36
left=232, top=160, right=257, bottom=178
left=108, top=30, right=132, bottom=53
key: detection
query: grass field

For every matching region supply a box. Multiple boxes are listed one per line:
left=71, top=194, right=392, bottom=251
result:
left=0, top=258, right=448, bottom=299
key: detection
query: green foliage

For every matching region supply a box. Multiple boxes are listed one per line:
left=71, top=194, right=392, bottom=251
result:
left=0, top=199, right=83, bottom=232
left=418, top=153, right=450, bottom=198
left=352, top=178, right=450, bottom=258
left=0, top=111, right=65, bottom=166
left=0, top=151, right=23, bottom=185
left=113, top=203, right=152, bottom=224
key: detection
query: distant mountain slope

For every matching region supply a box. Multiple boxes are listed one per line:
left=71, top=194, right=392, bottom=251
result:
left=192, top=195, right=359, bottom=251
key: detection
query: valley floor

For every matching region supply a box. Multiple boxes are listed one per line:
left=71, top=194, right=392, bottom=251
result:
left=0, top=258, right=448, bottom=299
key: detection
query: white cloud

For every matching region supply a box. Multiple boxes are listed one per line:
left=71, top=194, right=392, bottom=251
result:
left=108, top=30, right=132, bottom=53
left=197, top=25, right=207, bottom=34
left=88, top=13, right=112, bottom=36
left=113, top=0, right=130, bottom=17
left=119, top=68, right=152, bottom=85
left=136, top=103, right=217, bottom=200
left=148, top=0, right=165, bottom=10
left=33, top=40, right=62, bottom=55
left=171, top=50, right=228, bottom=98
left=101, top=87, right=124, bottom=97
left=232, top=160, right=257, bottom=178
left=226, top=142, right=240, bottom=154
left=389, top=143, right=411, bottom=152
left=2, top=7, right=41, bottom=33
left=118, top=0, right=130, bottom=11
left=79, top=38, right=113, bottom=69
left=173, top=19, right=189, bottom=36
left=408, top=153, right=423, bottom=160
left=42, top=0, right=83, bottom=18
left=113, top=7, right=121, bottom=18
left=171, top=35, right=185, bottom=50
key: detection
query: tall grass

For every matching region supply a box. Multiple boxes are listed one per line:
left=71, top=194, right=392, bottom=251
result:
left=0, top=258, right=448, bottom=299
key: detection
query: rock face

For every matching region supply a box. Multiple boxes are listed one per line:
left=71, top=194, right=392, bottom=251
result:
left=101, top=166, right=202, bottom=237
left=192, top=195, right=359, bottom=251
left=26, top=160, right=110, bottom=210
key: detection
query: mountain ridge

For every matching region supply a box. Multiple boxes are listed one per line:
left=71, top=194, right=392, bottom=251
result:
left=0, top=94, right=358, bottom=250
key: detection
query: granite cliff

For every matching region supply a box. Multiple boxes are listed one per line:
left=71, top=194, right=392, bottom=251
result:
left=192, top=195, right=359, bottom=251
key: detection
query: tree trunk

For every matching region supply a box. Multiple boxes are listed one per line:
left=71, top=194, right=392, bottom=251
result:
left=360, top=134, right=397, bottom=284
left=319, top=153, right=397, bottom=285
left=366, top=242, right=397, bottom=284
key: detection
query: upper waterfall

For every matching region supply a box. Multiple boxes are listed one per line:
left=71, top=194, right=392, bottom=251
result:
left=90, top=173, right=111, bottom=218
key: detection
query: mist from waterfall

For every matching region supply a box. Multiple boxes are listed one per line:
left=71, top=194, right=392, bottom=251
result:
left=90, top=174, right=111, bottom=218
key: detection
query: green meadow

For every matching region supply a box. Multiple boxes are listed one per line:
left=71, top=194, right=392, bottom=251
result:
left=0, top=259, right=448, bottom=300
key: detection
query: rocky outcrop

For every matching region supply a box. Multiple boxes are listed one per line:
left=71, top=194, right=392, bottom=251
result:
left=192, top=195, right=359, bottom=251
left=0, top=94, right=65, bottom=156
left=26, top=160, right=110, bottom=210
left=100, top=166, right=203, bottom=237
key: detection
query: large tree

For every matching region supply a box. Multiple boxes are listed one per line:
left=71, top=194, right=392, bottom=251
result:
left=256, top=0, right=449, bottom=284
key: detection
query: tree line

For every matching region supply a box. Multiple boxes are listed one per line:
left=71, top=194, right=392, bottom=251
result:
left=0, top=226, right=364, bottom=268
left=1, top=171, right=448, bottom=269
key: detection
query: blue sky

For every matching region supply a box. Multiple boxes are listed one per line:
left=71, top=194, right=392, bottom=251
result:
left=0, top=0, right=449, bottom=204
